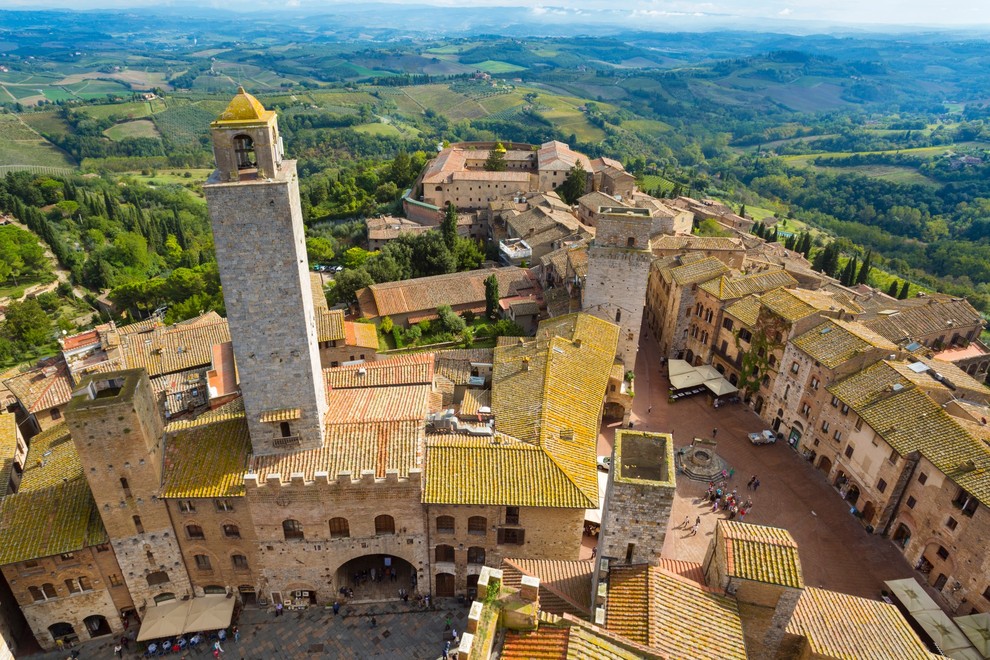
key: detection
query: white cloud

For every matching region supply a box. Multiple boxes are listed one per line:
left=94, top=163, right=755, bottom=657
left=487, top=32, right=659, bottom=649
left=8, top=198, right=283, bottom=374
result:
left=778, top=7, right=792, bottom=15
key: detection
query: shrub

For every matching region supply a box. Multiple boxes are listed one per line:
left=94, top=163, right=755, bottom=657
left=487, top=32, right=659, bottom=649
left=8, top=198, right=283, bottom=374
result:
left=380, top=315, right=394, bottom=335
left=435, top=304, right=466, bottom=334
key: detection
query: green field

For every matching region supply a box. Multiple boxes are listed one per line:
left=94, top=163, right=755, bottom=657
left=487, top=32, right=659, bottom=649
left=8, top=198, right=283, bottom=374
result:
left=473, top=60, right=527, bottom=74
left=638, top=174, right=677, bottom=193
left=152, top=103, right=217, bottom=147
left=78, top=100, right=163, bottom=120
left=623, top=119, right=672, bottom=134
left=104, top=119, right=160, bottom=141
left=353, top=122, right=401, bottom=137
left=0, top=114, right=39, bottom=140
left=20, top=111, right=73, bottom=136
left=0, top=139, right=75, bottom=168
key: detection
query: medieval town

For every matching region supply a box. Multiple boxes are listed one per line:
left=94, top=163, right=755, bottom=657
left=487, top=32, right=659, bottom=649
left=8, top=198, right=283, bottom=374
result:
left=0, top=89, right=987, bottom=659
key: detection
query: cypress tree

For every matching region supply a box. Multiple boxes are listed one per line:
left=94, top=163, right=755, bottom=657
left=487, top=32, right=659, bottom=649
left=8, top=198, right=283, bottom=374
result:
left=856, top=249, right=872, bottom=285
left=785, top=234, right=796, bottom=250
left=887, top=280, right=900, bottom=297
left=898, top=281, right=911, bottom=299
left=799, top=232, right=812, bottom=257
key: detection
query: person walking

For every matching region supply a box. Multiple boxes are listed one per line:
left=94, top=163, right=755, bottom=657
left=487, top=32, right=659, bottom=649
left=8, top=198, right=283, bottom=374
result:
left=232, top=626, right=239, bottom=643
left=753, top=478, right=761, bottom=491
left=445, top=614, right=452, bottom=630
left=681, top=515, right=691, bottom=528
left=332, top=601, right=341, bottom=616
left=689, top=521, right=700, bottom=536
left=114, top=643, right=122, bottom=658
left=213, top=640, right=224, bottom=655
left=442, top=641, right=451, bottom=660
left=712, top=427, right=718, bottom=438
left=275, top=601, right=283, bottom=617
left=747, top=475, right=756, bottom=489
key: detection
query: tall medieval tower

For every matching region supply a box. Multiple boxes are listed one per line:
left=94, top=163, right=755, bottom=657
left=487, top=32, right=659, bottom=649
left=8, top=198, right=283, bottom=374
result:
left=203, top=88, right=326, bottom=455
left=66, top=369, right=192, bottom=608
left=583, top=207, right=659, bottom=374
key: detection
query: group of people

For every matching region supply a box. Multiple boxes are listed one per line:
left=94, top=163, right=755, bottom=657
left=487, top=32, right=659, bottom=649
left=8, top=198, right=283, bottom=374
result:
left=703, top=480, right=754, bottom=520
left=139, top=629, right=233, bottom=657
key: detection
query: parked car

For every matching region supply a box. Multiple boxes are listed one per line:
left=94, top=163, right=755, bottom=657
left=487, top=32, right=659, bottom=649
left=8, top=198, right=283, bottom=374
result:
left=748, top=430, right=776, bottom=445
left=597, top=455, right=611, bottom=471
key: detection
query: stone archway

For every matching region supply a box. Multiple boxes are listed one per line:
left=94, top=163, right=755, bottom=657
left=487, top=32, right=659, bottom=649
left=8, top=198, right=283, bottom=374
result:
left=603, top=402, right=625, bottom=420
left=892, top=523, right=912, bottom=549
left=436, top=573, right=455, bottom=597
left=861, top=501, right=876, bottom=525
left=335, top=554, right=416, bottom=602
left=83, top=614, right=111, bottom=639
left=817, top=455, right=832, bottom=476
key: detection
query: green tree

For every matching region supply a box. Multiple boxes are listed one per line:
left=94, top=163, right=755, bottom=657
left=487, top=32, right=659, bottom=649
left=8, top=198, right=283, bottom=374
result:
left=411, top=232, right=456, bottom=277
left=330, top=268, right=373, bottom=305
left=453, top=237, right=484, bottom=271
left=556, top=165, right=588, bottom=204
left=343, top=246, right=374, bottom=270
left=887, top=280, right=900, bottom=297
left=695, top=218, right=730, bottom=237
left=380, top=316, right=394, bottom=335
left=436, top=304, right=467, bottom=334
left=856, top=249, right=872, bottom=285
left=485, top=273, right=499, bottom=320
left=441, top=203, right=458, bottom=249
left=2, top=298, right=51, bottom=349
left=306, top=237, right=336, bottom=265
left=484, top=143, right=507, bottom=172
left=898, top=281, right=911, bottom=299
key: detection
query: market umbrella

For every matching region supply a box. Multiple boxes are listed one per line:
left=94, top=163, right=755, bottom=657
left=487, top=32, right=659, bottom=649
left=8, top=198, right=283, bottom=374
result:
left=884, top=578, right=939, bottom=614
left=137, top=600, right=187, bottom=642
left=670, top=371, right=706, bottom=390
left=183, top=595, right=236, bottom=635
left=955, top=612, right=990, bottom=658
left=667, top=359, right=693, bottom=376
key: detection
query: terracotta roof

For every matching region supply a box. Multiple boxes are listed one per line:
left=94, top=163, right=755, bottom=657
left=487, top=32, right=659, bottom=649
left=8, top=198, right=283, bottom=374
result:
left=251, top=419, right=424, bottom=480
left=0, top=413, right=19, bottom=497
left=662, top=256, right=730, bottom=286
left=605, top=564, right=746, bottom=659
left=792, top=319, right=898, bottom=369
left=718, top=520, right=804, bottom=589
left=318, top=309, right=345, bottom=343
left=344, top=321, right=378, bottom=350
left=325, top=353, right=433, bottom=390
left=117, top=312, right=230, bottom=377
left=506, top=208, right=590, bottom=251
left=500, top=558, right=593, bottom=617
left=161, top=415, right=251, bottom=499
left=310, top=272, right=329, bottom=313
left=863, top=297, right=983, bottom=344
left=829, top=363, right=990, bottom=508
left=434, top=348, right=494, bottom=385
left=656, top=558, right=705, bottom=585
left=358, top=267, right=534, bottom=318
left=787, top=587, right=935, bottom=660
left=760, top=288, right=832, bottom=322
left=788, top=287, right=864, bottom=315
left=0, top=423, right=107, bottom=564
left=3, top=361, right=73, bottom=414
left=460, top=389, right=490, bottom=417
left=724, top=294, right=762, bottom=327
left=699, top=269, right=798, bottom=301
left=501, top=626, right=569, bottom=660
left=61, top=328, right=101, bottom=352
left=652, top=235, right=743, bottom=251
left=421, top=148, right=467, bottom=184
left=325, top=384, right=433, bottom=424
left=538, top=140, right=592, bottom=172
left=577, top=191, right=625, bottom=211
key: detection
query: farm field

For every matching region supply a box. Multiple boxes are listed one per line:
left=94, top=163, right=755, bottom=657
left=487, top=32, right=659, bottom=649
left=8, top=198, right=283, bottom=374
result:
left=104, top=119, right=161, bottom=141
left=77, top=99, right=165, bottom=120
left=0, top=138, right=75, bottom=169
left=474, top=60, right=527, bottom=74
left=353, top=122, right=402, bottom=137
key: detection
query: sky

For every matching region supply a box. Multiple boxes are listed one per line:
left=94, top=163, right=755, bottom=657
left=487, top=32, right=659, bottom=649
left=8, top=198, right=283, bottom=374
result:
left=0, top=0, right=988, bottom=29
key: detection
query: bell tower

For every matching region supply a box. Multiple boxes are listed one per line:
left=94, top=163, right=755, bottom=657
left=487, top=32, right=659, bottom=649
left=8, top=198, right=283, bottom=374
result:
left=204, top=88, right=326, bottom=455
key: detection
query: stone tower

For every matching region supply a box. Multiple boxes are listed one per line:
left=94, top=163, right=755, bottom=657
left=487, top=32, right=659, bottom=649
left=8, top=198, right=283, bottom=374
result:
left=583, top=207, right=659, bottom=374
left=592, top=430, right=675, bottom=621
left=65, top=369, right=192, bottom=608
left=204, top=88, right=326, bottom=455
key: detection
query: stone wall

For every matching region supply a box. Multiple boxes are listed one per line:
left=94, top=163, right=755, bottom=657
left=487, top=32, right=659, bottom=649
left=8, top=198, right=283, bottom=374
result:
left=584, top=247, right=654, bottom=373
left=205, top=161, right=327, bottom=455
left=244, top=471, right=428, bottom=604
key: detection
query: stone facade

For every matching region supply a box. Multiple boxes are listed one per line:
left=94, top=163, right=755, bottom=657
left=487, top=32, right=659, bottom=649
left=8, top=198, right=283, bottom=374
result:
left=65, top=370, right=192, bottom=611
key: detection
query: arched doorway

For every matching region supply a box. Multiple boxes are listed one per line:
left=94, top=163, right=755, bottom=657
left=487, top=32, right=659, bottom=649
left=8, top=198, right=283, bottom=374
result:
left=83, top=614, right=111, bottom=639
left=466, top=574, right=480, bottom=600
left=238, top=585, right=257, bottom=606
left=603, top=402, right=625, bottom=420
left=335, top=554, right=416, bottom=602
left=817, top=455, right=832, bottom=476
left=48, top=622, right=77, bottom=647
left=845, top=484, right=860, bottom=507
left=861, top=501, right=876, bottom=525
left=892, top=523, right=912, bottom=549
left=436, top=573, right=455, bottom=597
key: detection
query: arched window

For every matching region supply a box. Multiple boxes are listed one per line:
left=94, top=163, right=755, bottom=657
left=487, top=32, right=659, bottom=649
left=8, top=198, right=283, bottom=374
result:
left=222, top=524, right=240, bottom=539
left=153, top=592, right=176, bottom=604
left=41, top=583, right=57, bottom=598
left=146, top=571, right=169, bottom=587
left=29, top=586, right=45, bottom=602
left=186, top=524, right=205, bottom=540
left=375, top=515, right=395, bottom=536
left=204, top=585, right=226, bottom=595
left=233, top=134, right=256, bottom=169
left=282, top=519, right=304, bottom=540
left=232, top=554, right=249, bottom=571
left=435, top=545, right=455, bottom=562
left=436, top=516, right=455, bottom=534
left=468, top=516, right=487, bottom=535
left=328, top=518, right=349, bottom=539
left=467, top=546, right=486, bottom=564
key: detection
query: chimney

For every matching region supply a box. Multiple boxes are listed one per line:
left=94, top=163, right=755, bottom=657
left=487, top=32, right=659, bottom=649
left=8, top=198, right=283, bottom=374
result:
left=522, top=357, right=531, bottom=372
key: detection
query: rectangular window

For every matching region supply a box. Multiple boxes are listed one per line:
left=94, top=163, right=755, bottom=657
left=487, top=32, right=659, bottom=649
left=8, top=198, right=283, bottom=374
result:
left=841, top=404, right=849, bottom=415
left=96, top=544, right=109, bottom=552
left=831, top=396, right=839, bottom=407
left=889, top=448, right=898, bottom=464
left=919, top=472, right=928, bottom=485
left=877, top=479, right=887, bottom=493
left=59, top=553, right=75, bottom=562
left=854, top=416, right=863, bottom=431
left=801, top=403, right=811, bottom=416
left=109, top=574, right=123, bottom=587
left=936, top=546, right=950, bottom=560
left=821, top=421, right=830, bottom=433
left=811, top=377, right=820, bottom=390
left=505, top=507, right=520, bottom=526
left=844, top=445, right=854, bottom=459
left=906, top=496, right=917, bottom=509
left=214, top=499, right=234, bottom=512
left=946, top=517, right=958, bottom=531
left=178, top=500, right=195, bottom=513
left=791, top=361, right=800, bottom=374
left=194, top=555, right=212, bottom=571
left=497, top=528, right=525, bottom=545
left=833, top=430, right=842, bottom=442
left=65, top=579, right=80, bottom=594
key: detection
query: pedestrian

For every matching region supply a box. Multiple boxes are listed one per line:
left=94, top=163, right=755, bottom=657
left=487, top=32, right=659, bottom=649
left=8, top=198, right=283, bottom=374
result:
left=648, top=405, right=653, bottom=413
left=333, top=601, right=341, bottom=616
left=114, top=643, right=122, bottom=658
left=370, top=617, right=377, bottom=628
left=695, top=515, right=701, bottom=527
left=681, top=515, right=691, bottom=528
left=747, top=475, right=756, bottom=489
left=690, top=521, right=700, bottom=536
left=753, top=478, right=761, bottom=491
left=214, top=640, right=224, bottom=655
left=233, top=626, right=239, bottom=642
left=445, top=614, right=452, bottom=630
left=712, top=427, right=718, bottom=438
left=275, top=601, right=283, bottom=617
left=452, top=627, right=459, bottom=643
left=120, top=635, right=129, bottom=650
left=442, top=641, right=451, bottom=660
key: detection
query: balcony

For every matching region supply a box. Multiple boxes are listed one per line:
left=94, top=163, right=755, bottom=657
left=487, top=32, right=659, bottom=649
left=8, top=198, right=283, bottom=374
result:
left=272, top=435, right=301, bottom=449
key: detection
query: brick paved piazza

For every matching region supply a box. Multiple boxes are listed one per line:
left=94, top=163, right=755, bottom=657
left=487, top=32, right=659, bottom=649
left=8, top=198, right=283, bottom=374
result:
left=607, top=331, right=921, bottom=600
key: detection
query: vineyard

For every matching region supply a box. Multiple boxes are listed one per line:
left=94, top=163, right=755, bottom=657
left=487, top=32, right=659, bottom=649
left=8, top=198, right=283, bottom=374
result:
left=152, top=103, right=218, bottom=148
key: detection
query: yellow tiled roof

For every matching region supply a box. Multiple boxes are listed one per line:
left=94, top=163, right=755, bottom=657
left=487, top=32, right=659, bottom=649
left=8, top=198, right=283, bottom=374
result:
left=719, top=520, right=803, bottom=589
left=0, top=413, right=18, bottom=497
left=606, top=564, right=746, bottom=659
left=117, top=312, right=230, bottom=377
left=652, top=235, right=743, bottom=251
left=251, top=419, right=423, bottom=480
left=786, top=587, right=934, bottom=660
left=259, top=408, right=301, bottom=423
left=724, top=294, right=761, bottom=327
left=460, top=389, right=490, bottom=417
left=325, top=353, right=433, bottom=390
left=345, top=321, right=379, bottom=349
left=759, top=287, right=827, bottom=322
left=318, top=309, right=345, bottom=343
left=424, top=436, right=590, bottom=507
left=434, top=348, right=494, bottom=385
left=359, top=267, right=533, bottom=318
left=213, top=87, right=274, bottom=124
left=792, top=319, right=898, bottom=369
left=0, top=423, right=107, bottom=564
left=663, top=256, right=730, bottom=286
left=788, top=287, right=864, bottom=314
left=863, top=297, right=982, bottom=344
left=699, top=269, right=798, bottom=301
left=3, top=361, right=73, bottom=413
left=161, top=416, right=251, bottom=499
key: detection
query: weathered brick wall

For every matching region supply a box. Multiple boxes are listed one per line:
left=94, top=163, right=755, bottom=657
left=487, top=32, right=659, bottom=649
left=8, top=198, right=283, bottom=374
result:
left=204, top=162, right=327, bottom=455
left=244, top=471, right=428, bottom=604
left=585, top=246, right=654, bottom=372
left=598, top=477, right=673, bottom=567
left=167, top=498, right=259, bottom=598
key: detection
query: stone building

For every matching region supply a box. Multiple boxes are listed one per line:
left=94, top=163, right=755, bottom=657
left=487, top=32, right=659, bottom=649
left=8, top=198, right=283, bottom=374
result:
left=0, top=413, right=25, bottom=495
left=644, top=255, right=729, bottom=360
left=3, top=360, right=73, bottom=438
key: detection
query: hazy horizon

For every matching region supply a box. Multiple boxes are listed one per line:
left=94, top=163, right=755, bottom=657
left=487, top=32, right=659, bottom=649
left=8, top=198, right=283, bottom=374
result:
left=0, top=0, right=989, bottom=32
